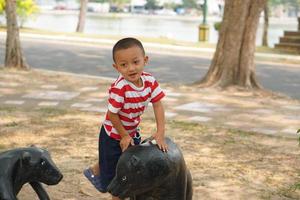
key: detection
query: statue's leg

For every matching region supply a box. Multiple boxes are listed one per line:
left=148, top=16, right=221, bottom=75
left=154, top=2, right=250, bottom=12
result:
left=186, top=170, right=193, bottom=200
left=29, top=182, right=50, bottom=200
left=129, top=196, right=136, bottom=200
left=0, top=181, right=17, bottom=200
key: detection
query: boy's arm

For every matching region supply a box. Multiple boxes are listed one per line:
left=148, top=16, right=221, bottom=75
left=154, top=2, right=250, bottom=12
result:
left=152, top=100, right=168, bottom=152
left=107, top=111, right=134, bottom=152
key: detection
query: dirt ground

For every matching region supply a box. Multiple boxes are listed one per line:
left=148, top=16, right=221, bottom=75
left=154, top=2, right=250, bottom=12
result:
left=0, top=69, right=300, bottom=200
left=1, top=106, right=300, bottom=200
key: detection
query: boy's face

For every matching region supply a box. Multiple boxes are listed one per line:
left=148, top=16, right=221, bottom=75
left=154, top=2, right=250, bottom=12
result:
left=113, top=46, right=148, bottom=87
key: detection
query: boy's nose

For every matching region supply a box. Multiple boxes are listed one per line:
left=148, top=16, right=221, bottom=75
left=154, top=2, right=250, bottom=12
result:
left=128, top=64, right=135, bottom=71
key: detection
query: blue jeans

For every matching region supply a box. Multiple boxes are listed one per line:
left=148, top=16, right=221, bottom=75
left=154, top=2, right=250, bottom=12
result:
left=98, top=126, right=141, bottom=190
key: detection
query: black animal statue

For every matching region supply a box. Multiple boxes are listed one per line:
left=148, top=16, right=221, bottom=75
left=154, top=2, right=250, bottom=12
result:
left=107, top=137, right=192, bottom=200
left=0, top=146, right=63, bottom=200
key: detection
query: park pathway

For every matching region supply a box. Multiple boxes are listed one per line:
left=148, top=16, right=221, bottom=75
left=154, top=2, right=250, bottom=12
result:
left=1, top=69, right=299, bottom=138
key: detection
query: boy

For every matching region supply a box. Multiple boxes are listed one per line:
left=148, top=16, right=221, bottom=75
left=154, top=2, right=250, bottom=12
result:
left=84, top=37, right=167, bottom=200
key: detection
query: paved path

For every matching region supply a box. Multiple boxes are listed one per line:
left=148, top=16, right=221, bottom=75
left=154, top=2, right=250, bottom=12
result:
left=1, top=69, right=299, bottom=138
left=0, top=33, right=300, bottom=99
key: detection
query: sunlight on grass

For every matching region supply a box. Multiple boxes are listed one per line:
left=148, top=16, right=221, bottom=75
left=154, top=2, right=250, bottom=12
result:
left=37, top=107, right=68, bottom=116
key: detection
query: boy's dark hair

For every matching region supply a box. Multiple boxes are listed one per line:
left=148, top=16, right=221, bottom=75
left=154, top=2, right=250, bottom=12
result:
left=112, top=37, right=145, bottom=62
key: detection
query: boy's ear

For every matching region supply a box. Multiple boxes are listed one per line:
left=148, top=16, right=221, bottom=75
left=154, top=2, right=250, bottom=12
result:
left=112, top=63, right=118, bottom=70
left=144, top=56, right=149, bottom=65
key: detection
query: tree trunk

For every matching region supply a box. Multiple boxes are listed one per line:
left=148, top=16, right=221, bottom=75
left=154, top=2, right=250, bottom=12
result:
left=262, top=4, right=269, bottom=46
left=198, top=0, right=267, bottom=89
left=76, top=0, right=88, bottom=33
left=5, top=0, right=29, bottom=69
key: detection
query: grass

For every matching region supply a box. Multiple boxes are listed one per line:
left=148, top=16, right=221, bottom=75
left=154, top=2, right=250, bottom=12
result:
left=292, top=183, right=300, bottom=191
left=36, top=107, right=68, bottom=117
left=0, top=106, right=17, bottom=113
left=169, top=119, right=207, bottom=132
left=1, top=64, right=300, bottom=199
left=4, top=121, right=19, bottom=127
left=277, top=182, right=300, bottom=199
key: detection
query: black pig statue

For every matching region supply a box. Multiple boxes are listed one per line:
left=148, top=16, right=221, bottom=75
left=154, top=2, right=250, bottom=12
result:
left=0, top=146, right=63, bottom=200
left=107, top=137, right=192, bottom=200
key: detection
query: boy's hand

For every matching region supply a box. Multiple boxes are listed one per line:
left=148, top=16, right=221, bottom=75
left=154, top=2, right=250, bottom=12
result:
left=152, top=133, right=168, bottom=152
left=120, top=135, right=134, bottom=152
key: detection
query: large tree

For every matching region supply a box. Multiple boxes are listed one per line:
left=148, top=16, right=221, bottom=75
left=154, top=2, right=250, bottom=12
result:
left=5, top=0, right=29, bottom=69
left=198, top=0, right=267, bottom=89
left=76, top=0, right=88, bottom=33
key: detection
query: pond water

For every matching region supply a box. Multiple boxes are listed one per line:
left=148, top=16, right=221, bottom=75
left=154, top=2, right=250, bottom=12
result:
left=3, top=12, right=299, bottom=47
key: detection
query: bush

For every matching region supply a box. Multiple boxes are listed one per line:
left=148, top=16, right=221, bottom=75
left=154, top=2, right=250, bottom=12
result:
left=214, top=21, right=222, bottom=31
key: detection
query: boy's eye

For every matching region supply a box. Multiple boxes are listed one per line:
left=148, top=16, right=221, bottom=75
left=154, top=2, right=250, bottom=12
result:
left=134, top=60, right=140, bottom=64
left=120, top=63, right=127, bottom=67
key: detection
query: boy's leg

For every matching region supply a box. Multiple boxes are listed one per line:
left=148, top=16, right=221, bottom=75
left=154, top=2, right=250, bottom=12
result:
left=90, top=162, right=100, bottom=176
left=99, top=127, right=122, bottom=190
left=83, top=127, right=106, bottom=192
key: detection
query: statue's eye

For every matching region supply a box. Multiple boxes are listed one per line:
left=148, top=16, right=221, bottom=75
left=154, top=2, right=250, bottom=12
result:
left=41, top=160, right=46, bottom=166
left=121, top=176, right=127, bottom=182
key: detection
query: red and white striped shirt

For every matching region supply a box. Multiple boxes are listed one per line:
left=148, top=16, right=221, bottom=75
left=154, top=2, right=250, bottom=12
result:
left=103, top=72, right=165, bottom=140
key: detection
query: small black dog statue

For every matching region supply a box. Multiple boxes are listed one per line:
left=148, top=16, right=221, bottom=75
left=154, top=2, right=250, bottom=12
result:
left=0, top=146, right=63, bottom=200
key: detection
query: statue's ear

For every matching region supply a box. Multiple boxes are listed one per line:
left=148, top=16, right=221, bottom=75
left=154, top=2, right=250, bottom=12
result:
left=130, top=155, right=140, bottom=167
left=22, top=151, right=32, bottom=165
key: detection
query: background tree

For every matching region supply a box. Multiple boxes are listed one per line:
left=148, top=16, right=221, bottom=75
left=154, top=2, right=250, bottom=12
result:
left=4, top=0, right=29, bottom=69
left=262, top=4, right=269, bottom=46
left=182, top=0, right=197, bottom=9
left=110, top=0, right=130, bottom=11
left=0, top=0, right=4, bottom=14
left=76, top=0, right=88, bottom=32
left=0, top=0, right=38, bottom=27
left=145, top=0, right=158, bottom=11
left=16, top=0, right=39, bottom=27
left=197, top=0, right=267, bottom=89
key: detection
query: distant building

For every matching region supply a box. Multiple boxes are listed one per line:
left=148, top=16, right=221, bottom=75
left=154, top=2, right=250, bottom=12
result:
left=36, top=0, right=79, bottom=10
left=36, top=0, right=56, bottom=10
left=130, top=0, right=147, bottom=13
left=88, top=2, right=110, bottom=13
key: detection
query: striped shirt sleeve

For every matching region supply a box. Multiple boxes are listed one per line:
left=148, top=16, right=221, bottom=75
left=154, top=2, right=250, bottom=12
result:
left=150, top=80, right=165, bottom=103
left=108, top=86, right=125, bottom=113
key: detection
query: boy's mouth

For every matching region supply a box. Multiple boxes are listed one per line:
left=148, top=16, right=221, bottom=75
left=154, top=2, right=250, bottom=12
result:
left=129, top=73, right=137, bottom=78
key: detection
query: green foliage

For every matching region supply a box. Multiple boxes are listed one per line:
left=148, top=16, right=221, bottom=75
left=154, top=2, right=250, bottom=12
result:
left=269, top=0, right=300, bottom=7
left=214, top=21, right=221, bottom=31
left=110, top=0, right=130, bottom=6
left=182, top=0, right=197, bottom=9
left=145, top=0, right=158, bottom=10
left=90, top=0, right=109, bottom=3
left=89, top=0, right=110, bottom=3
left=269, top=0, right=283, bottom=6
left=163, top=2, right=177, bottom=10
left=0, top=0, right=39, bottom=26
left=17, top=0, right=39, bottom=26
left=0, top=0, right=5, bottom=14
